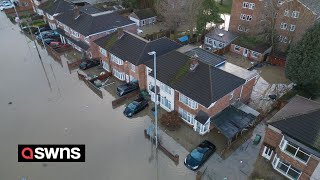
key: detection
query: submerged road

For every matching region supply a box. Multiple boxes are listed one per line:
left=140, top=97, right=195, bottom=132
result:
left=0, top=13, right=194, bottom=180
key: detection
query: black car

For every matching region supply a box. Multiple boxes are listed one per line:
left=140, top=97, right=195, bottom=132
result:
left=79, top=60, right=100, bottom=70
left=116, top=81, right=139, bottom=97
left=123, top=97, right=148, bottom=117
left=184, top=140, right=216, bottom=171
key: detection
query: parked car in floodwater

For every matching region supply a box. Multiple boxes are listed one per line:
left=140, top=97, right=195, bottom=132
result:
left=49, top=42, right=70, bottom=49
left=116, top=81, right=139, bottom=97
left=79, top=60, right=100, bottom=70
left=123, top=96, right=148, bottom=117
left=184, top=140, right=216, bottom=171
left=0, top=1, right=14, bottom=10
left=43, top=38, right=57, bottom=45
left=34, top=27, right=51, bottom=35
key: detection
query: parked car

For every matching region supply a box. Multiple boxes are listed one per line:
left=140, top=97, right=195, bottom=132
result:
left=79, top=60, right=100, bottom=70
left=21, top=26, right=38, bottom=34
left=123, top=96, right=148, bottom=117
left=0, top=2, right=14, bottom=10
left=116, top=81, right=139, bottom=97
left=184, top=140, right=216, bottom=171
left=34, top=27, right=51, bottom=35
left=36, top=32, right=59, bottom=40
left=49, top=41, right=69, bottom=49
left=43, top=38, right=56, bottom=45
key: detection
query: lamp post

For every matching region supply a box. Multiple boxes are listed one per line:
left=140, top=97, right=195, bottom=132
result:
left=148, top=51, right=158, bottom=149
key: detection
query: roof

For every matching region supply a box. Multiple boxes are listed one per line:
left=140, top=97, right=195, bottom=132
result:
left=184, top=47, right=226, bottom=67
left=55, top=10, right=135, bottom=37
left=218, top=62, right=257, bottom=80
left=56, top=28, right=90, bottom=50
left=94, top=32, right=182, bottom=66
left=132, top=8, right=156, bottom=20
left=268, top=95, right=320, bottom=153
left=205, top=28, right=238, bottom=44
left=298, top=0, right=320, bottom=16
left=195, top=110, right=210, bottom=125
left=38, top=0, right=73, bottom=15
left=145, top=51, right=246, bottom=107
left=80, top=5, right=102, bottom=14
left=211, top=106, right=257, bottom=140
left=234, top=36, right=270, bottom=53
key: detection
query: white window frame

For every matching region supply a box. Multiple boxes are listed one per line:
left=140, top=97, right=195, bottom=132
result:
left=272, top=154, right=302, bottom=180
left=284, top=9, right=289, bottom=16
left=230, top=90, right=234, bottom=100
left=234, top=45, right=241, bottom=52
left=112, top=69, right=125, bottom=81
left=178, top=108, right=195, bottom=125
left=102, top=61, right=110, bottom=72
left=111, top=54, right=123, bottom=65
left=292, top=11, right=300, bottom=18
left=160, top=96, right=172, bottom=110
left=278, top=0, right=284, bottom=5
left=130, top=63, right=136, bottom=72
left=246, top=15, right=252, bottom=21
left=240, top=14, right=247, bottom=20
left=248, top=3, right=255, bottom=10
left=262, top=146, right=273, bottom=160
left=252, top=51, right=259, bottom=58
left=279, top=137, right=311, bottom=164
left=242, top=2, right=249, bottom=8
left=84, top=37, right=89, bottom=43
left=160, top=83, right=171, bottom=95
left=238, top=25, right=244, bottom=32
left=179, top=94, right=198, bottom=109
left=280, top=22, right=287, bottom=30
left=289, top=25, right=296, bottom=32
left=71, top=29, right=80, bottom=38
left=63, top=24, right=70, bottom=33
left=205, top=37, right=213, bottom=45
left=99, top=47, right=107, bottom=56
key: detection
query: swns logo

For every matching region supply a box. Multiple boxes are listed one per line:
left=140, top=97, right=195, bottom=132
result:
left=18, top=145, right=85, bottom=162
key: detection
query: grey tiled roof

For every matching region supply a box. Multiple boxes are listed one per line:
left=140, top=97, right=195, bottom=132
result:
left=205, top=28, right=238, bottom=44
left=145, top=51, right=245, bottom=107
left=80, top=5, right=102, bottom=14
left=298, top=0, right=320, bottom=16
left=55, top=11, right=135, bottom=36
left=94, top=32, right=182, bottom=66
left=132, top=8, right=156, bottom=20
left=38, top=0, right=74, bottom=15
left=195, top=110, right=210, bottom=125
left=184, top=48, right=226, bottom=67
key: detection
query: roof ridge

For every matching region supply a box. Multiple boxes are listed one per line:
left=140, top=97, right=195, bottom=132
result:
left=124, top=30, right=149, bottom=43
left=136, top=43, right=149, bottom=65
left=273, top=108, right=320, bottom=123
left=209, top=65, right=214, bottom=102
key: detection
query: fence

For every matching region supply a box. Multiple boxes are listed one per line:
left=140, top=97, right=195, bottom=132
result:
left=4, top=6, right=34, bottom=17
left=111, top=90, right=140, bottom=108
left=67, top=59, right=82, bottom=73
left=144, top=30, right=174, bottom=41
left=45, top=44, right=62, bottom=66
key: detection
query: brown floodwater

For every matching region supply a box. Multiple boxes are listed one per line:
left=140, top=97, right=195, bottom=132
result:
left=0, top=13, right=194, bottom=180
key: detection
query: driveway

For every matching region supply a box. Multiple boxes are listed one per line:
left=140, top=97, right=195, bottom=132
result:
left=199, top=123, right=266, bottom=180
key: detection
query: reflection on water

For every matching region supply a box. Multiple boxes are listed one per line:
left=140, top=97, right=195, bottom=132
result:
left=0, top=14, right=194, bottom=180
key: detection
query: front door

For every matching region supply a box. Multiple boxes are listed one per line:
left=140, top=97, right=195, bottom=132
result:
left=262, top=146, right=273, bottom=160
left=243, top=48, right=249, bottom=57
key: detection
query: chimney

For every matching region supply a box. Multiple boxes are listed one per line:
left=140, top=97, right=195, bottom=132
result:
left=73, top=6, right=80, bottom=20
left=117, top=28, right=124, bottom=39
left=190, top=53, right=199, bottom=71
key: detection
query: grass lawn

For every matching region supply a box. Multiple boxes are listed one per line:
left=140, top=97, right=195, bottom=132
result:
left=216, top=0, right=233, bottom=14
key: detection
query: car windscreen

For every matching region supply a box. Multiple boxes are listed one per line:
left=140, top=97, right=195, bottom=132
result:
left=127, top=102, right=138, bottom=110
left=190, top=148, right=204, bottom=162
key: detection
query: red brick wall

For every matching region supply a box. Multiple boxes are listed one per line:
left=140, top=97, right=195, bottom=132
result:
left=268, top=55, right=286, bottom=67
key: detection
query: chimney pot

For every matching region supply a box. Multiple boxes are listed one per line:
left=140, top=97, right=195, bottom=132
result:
left=117, top=28, right=124, bottom=39
left=190, top=53, right=199, bottom=71
left=73, top=6, right=80, bottom=19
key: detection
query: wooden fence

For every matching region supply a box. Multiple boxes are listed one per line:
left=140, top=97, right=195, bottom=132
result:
left=67, top=59, right=82, bottom=74
left=111, top=90, right=140, bottom=108
left=45, top=44, right=62, bottom=66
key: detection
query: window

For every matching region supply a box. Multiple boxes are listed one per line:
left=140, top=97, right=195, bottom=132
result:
left=130, top=63, right=136, bottom=72
left=240, top=14, right=246, bottom=20
left=279, top=137, right=311, bottom=164
left=178, top=108, right=195, bottom=125
left=249, top=3, right=255, bottom=10
left=242, top=2, right=249, bottom=8
left=246, top=15, right=252, bottom=21
left=284, top=9, right=289, bottom=16
left=262, top=146, right=273, bottom=160
left=71, top=29, right=80, bottom=38
left=112, top=69, right=125, bottom=80
left=84, top=37, right=89, bottom=43
left=111, top=54, right=123, bottom=65
left=234, top=45, right=241, bottom=52
left=102, top=61, right=110, bottom=72
left=160, top=83, right=171, bottom=95
left=99, top=47, right=107, bottom=56
left=230, top=91, right=234, bottom=100
left=205, top=37, right=213, bottom=45
left=203, top=122, right=210, bottom=132
left=252, top=51, right=259, bottom=58
left=63, top=25, right=70, bottom=33
left=161, top=96, right=171, bottom=110
left=280, top=22, right=287, bottom=30
left=152, top=17, right=156, bottom=22
left=238, top=25, right=244, bottom=32
left=219, top=42, right=224, bottom=48
left=289, top=24, right=296, bottom=31
left=179, top=94, right=198, bottom=109
left=292, top=11, right=300, bottom=18
left=278, top=0, right=284, bottom=5
left=273, top=155, right=302, bottom=180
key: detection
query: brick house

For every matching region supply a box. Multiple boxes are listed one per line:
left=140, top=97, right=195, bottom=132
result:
left=204, top=28, right=238, bottom=52
left=54, top=7, right=136, bottom=59
left=93, top=30, right=182, bottom=89
left=145, top=47, right=258, bottom=135
left=129, top=8, right=156, bottom=27
left=260, top=95, right=320, bottom=180
left=229, top=0, right=320, bottom=62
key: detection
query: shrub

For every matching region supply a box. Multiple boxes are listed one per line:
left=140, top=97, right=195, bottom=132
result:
left=160, top=111, right=182, bottom=131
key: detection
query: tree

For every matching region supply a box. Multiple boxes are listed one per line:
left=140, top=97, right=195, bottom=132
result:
left=196, top=0, right=220, bottom=35
left=158, top=0, right=185, bottom=31
left=285, top=23, right=320, bottom=96
left=160, top=111, right=182, bottom=131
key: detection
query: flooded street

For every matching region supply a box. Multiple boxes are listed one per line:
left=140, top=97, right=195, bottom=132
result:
left=0, top=13, right=194, bottom=180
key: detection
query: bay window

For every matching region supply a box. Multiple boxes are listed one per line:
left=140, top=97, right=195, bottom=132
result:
left=279, top=137, right=311, bottom=164
left=113, top=69, right=125, bottom=81
left=273, top=154, right=302, bottom=180
left=111, top=54, right=123, bottom=65
left=160, top=96, right=171, bottom=110
left=178, top=108, right=195, bottom=125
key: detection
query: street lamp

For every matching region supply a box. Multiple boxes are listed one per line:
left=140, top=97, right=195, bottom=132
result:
left=148, top=51, right=158, bottom=149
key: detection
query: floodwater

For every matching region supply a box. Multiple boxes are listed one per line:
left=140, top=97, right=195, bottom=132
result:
left=0, top=13, right=194, bottom=180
